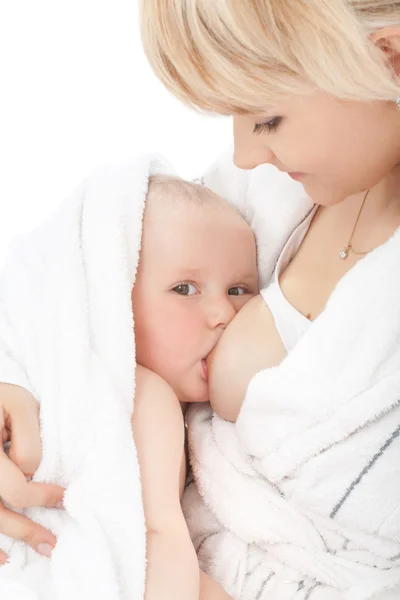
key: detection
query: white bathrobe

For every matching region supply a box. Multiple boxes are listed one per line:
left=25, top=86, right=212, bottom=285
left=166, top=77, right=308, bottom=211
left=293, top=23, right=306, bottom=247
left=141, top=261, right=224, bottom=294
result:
left=0, top=154, right=177, bottom=600
left=0, top=149, right=398, bottom=600
left=184, top=149, right=400, bottom=600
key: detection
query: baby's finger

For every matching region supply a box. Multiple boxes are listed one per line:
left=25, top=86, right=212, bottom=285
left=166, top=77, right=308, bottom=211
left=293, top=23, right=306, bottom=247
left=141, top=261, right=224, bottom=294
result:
left=0, top=498, right=56, bottom=558
left=0, top=548, right=7, bottom=565
left=0, top=451, right=64, bottom=509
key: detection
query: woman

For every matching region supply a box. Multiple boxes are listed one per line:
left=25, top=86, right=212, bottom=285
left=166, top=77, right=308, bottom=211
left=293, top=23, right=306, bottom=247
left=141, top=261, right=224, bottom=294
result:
left=139, top=1, right=400, bottom=599
left=0, top=0, right=399, bottom=596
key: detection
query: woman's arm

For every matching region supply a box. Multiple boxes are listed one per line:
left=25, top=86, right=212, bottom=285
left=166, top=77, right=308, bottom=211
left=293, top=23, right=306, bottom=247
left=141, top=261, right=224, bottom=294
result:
left=0, top=383, right=65, bottom=560
left=133, top=366, right=199, bottom=600
left=0, top=271, right=65, bottom=558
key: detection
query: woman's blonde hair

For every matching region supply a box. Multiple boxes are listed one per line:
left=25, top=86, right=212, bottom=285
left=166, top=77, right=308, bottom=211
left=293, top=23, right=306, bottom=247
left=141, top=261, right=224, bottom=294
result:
left=140, top=0, right=400, bottom=114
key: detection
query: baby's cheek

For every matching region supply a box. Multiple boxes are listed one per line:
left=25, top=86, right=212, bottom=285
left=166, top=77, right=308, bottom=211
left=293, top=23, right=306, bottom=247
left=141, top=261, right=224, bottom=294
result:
left=157, top=313, right=200, bottom=370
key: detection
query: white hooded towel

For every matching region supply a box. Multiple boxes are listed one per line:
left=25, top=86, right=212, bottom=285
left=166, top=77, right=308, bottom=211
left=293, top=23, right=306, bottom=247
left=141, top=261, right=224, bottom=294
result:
left=0, top=155, right=176, bottom=600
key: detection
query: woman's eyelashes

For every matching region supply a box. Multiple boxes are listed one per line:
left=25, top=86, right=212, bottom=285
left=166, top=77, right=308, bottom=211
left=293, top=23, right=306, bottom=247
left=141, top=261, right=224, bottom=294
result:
left=253, top=116, right=282, bottom=135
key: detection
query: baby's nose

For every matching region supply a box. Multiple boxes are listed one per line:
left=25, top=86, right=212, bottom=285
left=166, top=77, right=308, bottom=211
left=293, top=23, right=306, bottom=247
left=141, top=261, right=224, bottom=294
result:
left=207, top=297, right=236, bottom=330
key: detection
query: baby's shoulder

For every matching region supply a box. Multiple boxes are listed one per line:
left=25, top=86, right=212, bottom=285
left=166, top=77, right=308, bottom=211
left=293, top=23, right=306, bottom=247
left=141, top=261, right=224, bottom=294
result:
left=135, top=365, right=174, bottom=397
left=134, top=365, right=183, bottom=426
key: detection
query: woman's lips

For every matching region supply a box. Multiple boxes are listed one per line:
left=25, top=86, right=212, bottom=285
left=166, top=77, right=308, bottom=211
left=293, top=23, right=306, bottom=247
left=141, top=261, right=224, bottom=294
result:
left=200, top=358, right=208, bottom=382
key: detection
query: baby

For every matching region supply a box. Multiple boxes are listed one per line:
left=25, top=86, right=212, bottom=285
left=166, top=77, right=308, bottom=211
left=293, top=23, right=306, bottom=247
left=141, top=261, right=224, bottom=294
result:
left=0, top=174, right=258, bottom=597
left=130, top=175, right=259, bottom=599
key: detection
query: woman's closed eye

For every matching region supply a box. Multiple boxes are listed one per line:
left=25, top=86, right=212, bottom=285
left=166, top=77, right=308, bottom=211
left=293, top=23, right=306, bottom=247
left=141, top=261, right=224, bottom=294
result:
left=253, top=116, right=282, bottom=135
left=172, top=282, right=198, bottom=296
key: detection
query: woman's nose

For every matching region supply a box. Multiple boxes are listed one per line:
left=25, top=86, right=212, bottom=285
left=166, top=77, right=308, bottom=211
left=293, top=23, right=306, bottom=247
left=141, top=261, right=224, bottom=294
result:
left=206, top=297, right=237, bottom=330
left=233, top=116, right=276, bottom=170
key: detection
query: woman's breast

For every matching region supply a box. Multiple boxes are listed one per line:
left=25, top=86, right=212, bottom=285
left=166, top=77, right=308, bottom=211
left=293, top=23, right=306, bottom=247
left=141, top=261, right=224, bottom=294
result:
left=208, top=295, right=287, bottom=422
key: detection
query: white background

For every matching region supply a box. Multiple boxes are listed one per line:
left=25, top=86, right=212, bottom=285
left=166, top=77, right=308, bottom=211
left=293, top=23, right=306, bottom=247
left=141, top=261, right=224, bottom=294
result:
left=0, top=1, right=231, bottom=266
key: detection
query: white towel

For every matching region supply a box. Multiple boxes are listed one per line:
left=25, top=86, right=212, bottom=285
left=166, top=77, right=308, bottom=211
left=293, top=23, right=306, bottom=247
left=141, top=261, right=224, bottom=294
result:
left=184, top=149, right=400, bottom=600
left=0, top=154, right=176, bottom=600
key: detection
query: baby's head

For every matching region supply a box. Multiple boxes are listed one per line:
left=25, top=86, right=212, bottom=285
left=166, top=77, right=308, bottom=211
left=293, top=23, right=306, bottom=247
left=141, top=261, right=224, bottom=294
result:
left=132, top=175, right=259, bottom=403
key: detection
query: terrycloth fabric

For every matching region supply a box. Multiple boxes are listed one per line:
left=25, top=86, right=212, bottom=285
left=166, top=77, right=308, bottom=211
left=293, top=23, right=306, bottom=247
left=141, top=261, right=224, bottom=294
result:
left=0, top=155, right=176, bottom=600
left=183, top=149, right=400, bottom=600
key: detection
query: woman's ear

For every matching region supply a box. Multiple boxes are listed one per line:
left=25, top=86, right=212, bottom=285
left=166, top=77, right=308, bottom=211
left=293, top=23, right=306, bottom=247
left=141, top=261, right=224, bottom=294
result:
left=370, top=27, right=400, bottom=77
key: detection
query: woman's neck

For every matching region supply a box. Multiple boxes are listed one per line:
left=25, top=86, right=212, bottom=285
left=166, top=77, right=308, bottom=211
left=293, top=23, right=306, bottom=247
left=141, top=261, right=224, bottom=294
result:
left=335, top=164, right=400, bottom=223
left=375, top=164, right=400, bottom=213
left=316, top=164, right=400, bottom=256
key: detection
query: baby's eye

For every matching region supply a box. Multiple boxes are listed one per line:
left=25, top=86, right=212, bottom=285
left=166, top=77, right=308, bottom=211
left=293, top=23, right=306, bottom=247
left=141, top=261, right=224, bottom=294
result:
left=172, top=283, right=198, bottom=296
left=228, top=287, right=246, bottom=296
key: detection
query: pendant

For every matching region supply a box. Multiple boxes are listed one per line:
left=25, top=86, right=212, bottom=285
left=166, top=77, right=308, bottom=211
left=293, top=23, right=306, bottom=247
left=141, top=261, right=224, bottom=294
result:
left=339, top=246, right=349, bottom=260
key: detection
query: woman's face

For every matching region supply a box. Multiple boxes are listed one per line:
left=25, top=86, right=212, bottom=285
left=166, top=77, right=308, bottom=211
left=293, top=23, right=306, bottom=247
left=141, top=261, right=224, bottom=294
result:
left=233, top=90, right=400, bottom=206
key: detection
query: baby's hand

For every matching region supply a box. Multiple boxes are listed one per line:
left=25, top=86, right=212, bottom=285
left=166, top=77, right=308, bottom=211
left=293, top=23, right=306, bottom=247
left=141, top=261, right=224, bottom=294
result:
left=0, top=383, right=65, bottom=562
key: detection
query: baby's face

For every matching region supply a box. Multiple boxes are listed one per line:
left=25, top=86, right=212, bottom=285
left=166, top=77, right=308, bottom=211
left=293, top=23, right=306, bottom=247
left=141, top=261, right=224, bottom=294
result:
left=132, top=200, right=259, bottom=402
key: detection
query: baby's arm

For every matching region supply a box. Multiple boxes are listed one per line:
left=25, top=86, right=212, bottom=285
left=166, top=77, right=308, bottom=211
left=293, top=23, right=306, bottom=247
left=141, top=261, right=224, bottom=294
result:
left=208, top=295, right=286, bottom=422
left=200, top=571, right=234, bottom=599
left=133, top=365, right=199, bottom=600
